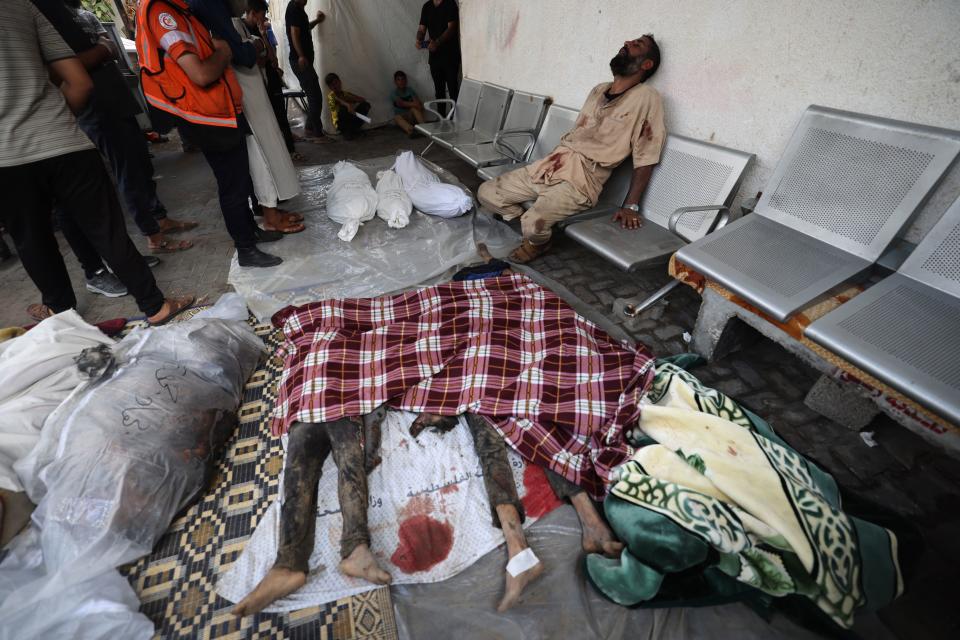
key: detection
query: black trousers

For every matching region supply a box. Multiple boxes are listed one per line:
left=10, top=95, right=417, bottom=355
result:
left=429, top=56, right=461, bottom=111
left=78, top=110, right=168, bottom=236
left=199, top=141, right=259, bottom=249
left=57, top=208, right=106, bottom=280
left=0, top=149, right=164, bottom=315
left=291, top=62, right=325, bottom=135
left=336, top=102, right=371, bottom=137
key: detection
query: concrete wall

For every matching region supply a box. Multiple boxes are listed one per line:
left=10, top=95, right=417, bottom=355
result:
left=459, top=0, right=960, bottom=240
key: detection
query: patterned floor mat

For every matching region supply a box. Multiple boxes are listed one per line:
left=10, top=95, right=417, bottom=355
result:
left=121, top=319, right=398, bottom=640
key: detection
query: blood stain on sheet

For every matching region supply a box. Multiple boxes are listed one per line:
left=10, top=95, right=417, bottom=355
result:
left=399, top=494, right=434, bottom=519
left=440, top=483, right=459, bottom=495
left=391, top=515, right=453, bottom=573
left=522, top=465, right=563, bottom=518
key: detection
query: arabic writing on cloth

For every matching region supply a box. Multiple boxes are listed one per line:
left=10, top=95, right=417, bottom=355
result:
left=270, top=274, right=656, bottom=499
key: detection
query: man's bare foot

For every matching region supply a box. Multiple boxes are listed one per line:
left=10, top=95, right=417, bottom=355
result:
left=497, top=551, right=544, bottom=612
left=147, top=295, right=195, bottom=326
left=571, top=492, right=623, bottom=557
left=339, top=544, right=392, bottom=584
left=233, top=566, right=307, bottom=617
left=158, top=218, right=198, bottom=234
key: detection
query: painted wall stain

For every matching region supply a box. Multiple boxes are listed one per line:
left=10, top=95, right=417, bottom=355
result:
left=391, top=515, right=454, bottom=573
left=503, top=10, right=520, bottom=49
left=521, top=465, right=564, bottom=518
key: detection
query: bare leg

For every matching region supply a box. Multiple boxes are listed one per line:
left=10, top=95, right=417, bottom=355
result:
left=495, top=503, right=544, bottom=611
left=545, top=469, right=622, bottom=558
left=394, top=114, right=414, bottom=136
left=411, top=107, right=426, bottom=124
left=463, top=414, right=541, bottom=610
left=234, top=421, right=330, bottom=616
left=328, top=418, right=391, bottom=584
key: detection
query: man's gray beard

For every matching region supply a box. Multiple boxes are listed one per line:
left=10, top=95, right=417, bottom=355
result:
left=610, top=55, right=643, bottom=77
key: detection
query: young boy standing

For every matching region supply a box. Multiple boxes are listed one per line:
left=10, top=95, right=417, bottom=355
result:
left=324, top=73, right=370, bottom=140
left=390, top=70, right=425, bottom=137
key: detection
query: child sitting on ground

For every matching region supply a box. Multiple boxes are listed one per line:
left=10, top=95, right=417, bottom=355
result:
left=389, top=70, right=425, bottom=138
left=325, top=73, right=371, bottom=140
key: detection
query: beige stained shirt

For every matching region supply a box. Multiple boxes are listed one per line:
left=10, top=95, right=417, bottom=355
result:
left=527, top=81, right=666, bottom=205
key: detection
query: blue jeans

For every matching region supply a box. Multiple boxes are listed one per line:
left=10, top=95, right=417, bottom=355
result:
left=78, top=111, right=167, bottom=236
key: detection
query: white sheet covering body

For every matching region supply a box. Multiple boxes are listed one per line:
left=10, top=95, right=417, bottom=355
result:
left=0, top=306, right=263, bottom=640
left=375, top=169, right=412, bottom=228
left=217, top=411, right=560, bottom=610
left=327, top=161, right=378, bottom=241
left=0, top=311, right=111, bottom=493
left=393, top=150, right=474, bottom=218
left=232, top=17, right=299, bottom=208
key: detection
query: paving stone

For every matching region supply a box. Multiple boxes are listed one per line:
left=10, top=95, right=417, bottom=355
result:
left=728, top=357, right=766, bottom=389
left=653, top=324, right=683, bottom=340
left=804, top=375, right=880, bottom=431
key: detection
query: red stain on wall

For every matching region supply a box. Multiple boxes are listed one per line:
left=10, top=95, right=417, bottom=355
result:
left=503, top=10, right=520, bottom=49
left=521, top=465, right=564, bottom=518
left=391, top=515, right=454, bottom=573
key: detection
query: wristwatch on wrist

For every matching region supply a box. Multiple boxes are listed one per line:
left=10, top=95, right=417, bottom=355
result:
left=622, top=203, right=640, bottom=213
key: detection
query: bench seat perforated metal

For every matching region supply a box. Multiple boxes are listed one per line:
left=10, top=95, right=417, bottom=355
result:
left=432, top=83, right=512, bottom=151
left=806, top=196, right=960, bottom=425
left=415, top=78, right=482, bottom=139
left=453, top=91, right=548, bottom=168
left=675, top=105, right=960, bottom=321
left=476, top=104, right=579, bottom=181
left=564, top=134, right=754, bottom=271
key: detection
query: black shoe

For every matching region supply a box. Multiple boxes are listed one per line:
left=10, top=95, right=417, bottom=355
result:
left=237, top=247, right=283, bottom=268
left=144, top=255, right=160, bottom=268
left=254, top=228, right=283, bottom=243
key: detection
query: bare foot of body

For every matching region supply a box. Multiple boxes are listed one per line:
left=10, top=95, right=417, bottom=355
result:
left=498, top=553, right=544, bottom=612
left=409, top=412, right=459, bottom=438
left=571, top=492, right=623, bottom=557
left=233, top=566, right=307, bottom=617
left=339, top=544, right=392, bottom=584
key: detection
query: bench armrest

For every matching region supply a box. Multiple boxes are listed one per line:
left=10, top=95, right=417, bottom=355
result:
left=423, top=99, right=457, bottom=121
left=668, top=205, right=729, bottom=244
left=493, top=128, right=537, bottom=162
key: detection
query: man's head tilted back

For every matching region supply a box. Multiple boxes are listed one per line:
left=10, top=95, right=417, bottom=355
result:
left=610, top=34, right=661, bottom=80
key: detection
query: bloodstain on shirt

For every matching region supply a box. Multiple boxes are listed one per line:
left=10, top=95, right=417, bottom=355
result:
left=391, top=515, right=454, bottom=573
left=521, top=465, right=564, bottom=518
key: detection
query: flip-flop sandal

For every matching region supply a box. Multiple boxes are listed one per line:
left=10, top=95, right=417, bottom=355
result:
left=262, top=221, right=306, bottom=234
left=148, top=295, right=195, bottom=327
left=26, top=303, right=55, bottom=322
left=159, top=220, right=199, bottom=234
left=149, top=238, right=193, bottom=254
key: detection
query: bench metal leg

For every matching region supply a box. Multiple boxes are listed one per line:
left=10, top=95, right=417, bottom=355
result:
left=420, top=140, right=436, bottom=157
left=613, top=280, right=682, bottom=319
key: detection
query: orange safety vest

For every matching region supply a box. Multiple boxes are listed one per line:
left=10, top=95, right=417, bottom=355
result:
left=135, top=0, right=243, bottom=128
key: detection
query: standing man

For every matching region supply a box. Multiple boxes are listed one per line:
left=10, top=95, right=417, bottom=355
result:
left=478, top=36, right=664, bottom=263
left=415, top=0, right=461, bottom=109
left=135, top=0, right=284, bottom=268
left=1, top=0, right=192, bottom=324
left=285, top=0, right=328, bottom=140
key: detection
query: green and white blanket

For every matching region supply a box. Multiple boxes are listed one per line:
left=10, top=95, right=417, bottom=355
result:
left=587, top=359, right=903, bottom=629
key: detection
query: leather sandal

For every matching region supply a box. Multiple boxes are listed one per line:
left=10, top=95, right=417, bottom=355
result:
left=508, top=239, right=553, bottom=264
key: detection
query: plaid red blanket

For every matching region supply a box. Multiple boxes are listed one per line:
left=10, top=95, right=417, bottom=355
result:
left=270, top=274, right=655, bottom=498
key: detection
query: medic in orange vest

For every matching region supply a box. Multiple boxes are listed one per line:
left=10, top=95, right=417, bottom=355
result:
left=136, top=0, right=243, bottom=128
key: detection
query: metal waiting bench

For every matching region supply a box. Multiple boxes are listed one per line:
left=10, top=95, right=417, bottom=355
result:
left=675, top=105, right=960, bottom=322
left=477, top=103, right=579, bottom=181
left=427, top=83, right=513, bottom=155
left=416, top=78, right=483, bottom=152
left=563, top=135, right=755, bottom=315
left=453, top=90, right=549, bottom=168
left=805, top=195, right=960, bottom=426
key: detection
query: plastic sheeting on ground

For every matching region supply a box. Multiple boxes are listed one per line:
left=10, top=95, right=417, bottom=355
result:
left=0, top=301, right=263, bottom=639
left=391, top=505, right=833, bottom=640
left=228, top=154, right=520, bottom=320
left=217, top=410, right=562, bottom=610
left=393, top=151, right=473, bottom=218
left=0, top=310, right=111, bottom=493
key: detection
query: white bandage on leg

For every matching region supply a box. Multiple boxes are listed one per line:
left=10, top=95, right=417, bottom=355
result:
left=506, top=547, right=540, bottom=577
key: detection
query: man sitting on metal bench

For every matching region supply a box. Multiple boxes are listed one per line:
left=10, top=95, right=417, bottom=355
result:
left=478, top=35, right=665, bottom=263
